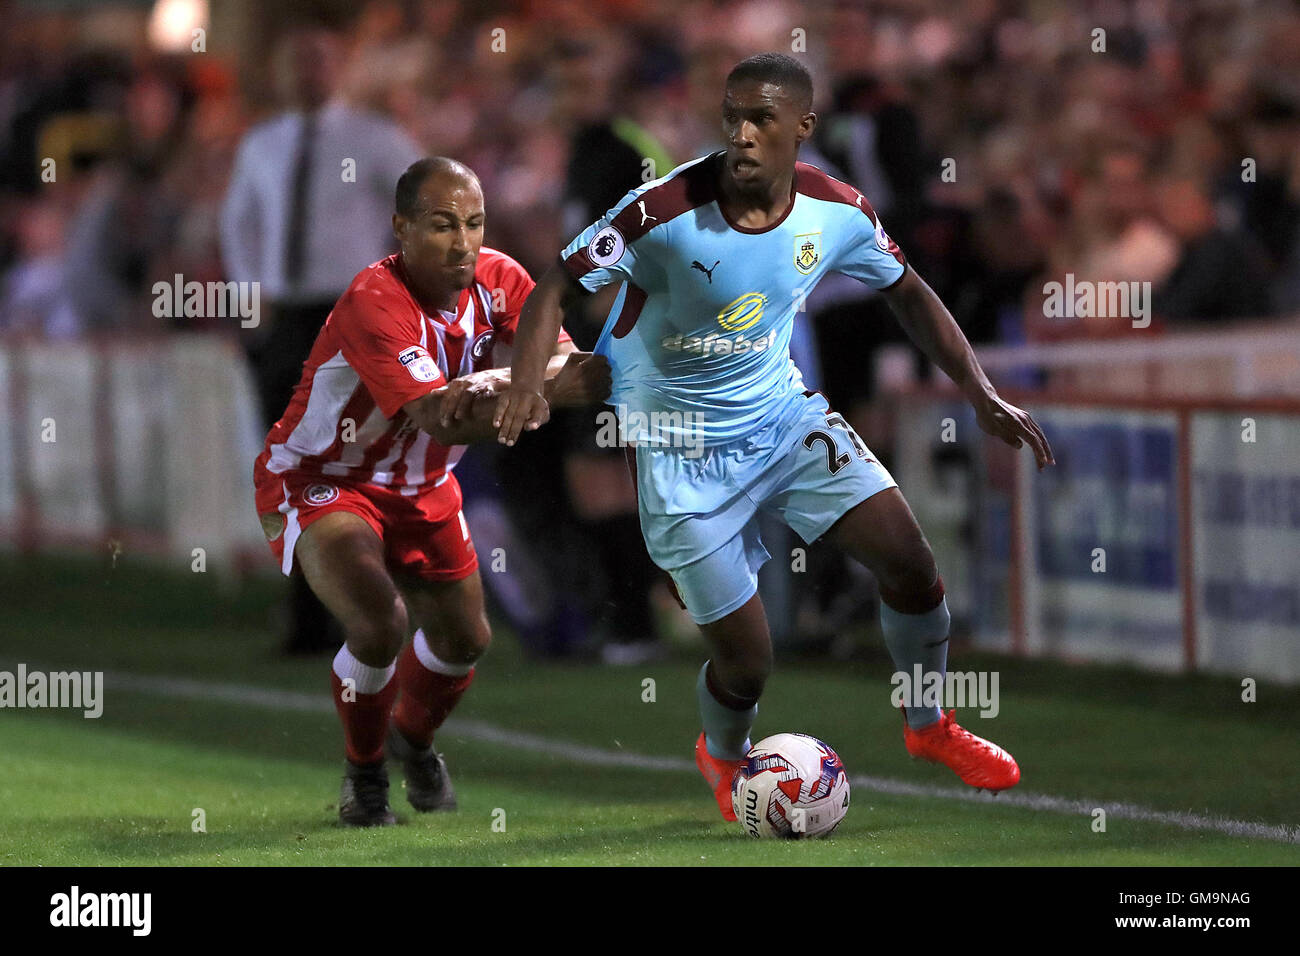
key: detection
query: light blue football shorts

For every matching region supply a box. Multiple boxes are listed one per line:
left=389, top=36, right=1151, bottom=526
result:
left=632, top=391, right=897, bottom=625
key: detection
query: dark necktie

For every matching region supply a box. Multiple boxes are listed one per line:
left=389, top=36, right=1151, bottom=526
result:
left=283, top=111, right=318, bottom=293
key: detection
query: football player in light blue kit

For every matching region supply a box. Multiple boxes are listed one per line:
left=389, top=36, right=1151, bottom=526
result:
left=496, top=53, right=1055, bottom=821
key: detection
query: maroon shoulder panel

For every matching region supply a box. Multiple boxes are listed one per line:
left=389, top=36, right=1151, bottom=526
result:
left=564, top=154, right=720, bottom=281
left=795, top=161, right=905, bottom=266
left=795, top=161, right=878, bottom=221
left=609, top=153, right=719, bottom=242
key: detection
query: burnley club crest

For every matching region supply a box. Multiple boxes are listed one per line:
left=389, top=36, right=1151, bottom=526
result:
left=795, top=232, right=821, bottom=275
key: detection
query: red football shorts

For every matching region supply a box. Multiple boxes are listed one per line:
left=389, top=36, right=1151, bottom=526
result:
left=253, top=468, right=477, bottom=582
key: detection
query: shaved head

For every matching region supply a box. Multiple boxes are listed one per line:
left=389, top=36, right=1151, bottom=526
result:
left=395, top=157, right=481, bottom=219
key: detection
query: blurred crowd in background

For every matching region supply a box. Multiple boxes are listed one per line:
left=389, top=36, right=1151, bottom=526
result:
left=2, top=0, right=1298, bottom=657
left=4, top=0, right=1298, bottom=339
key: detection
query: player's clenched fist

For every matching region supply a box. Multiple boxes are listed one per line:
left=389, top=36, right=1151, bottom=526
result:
left=493, top=385, right=550, bottom=445
left=551, top=351, right=612, bottom=407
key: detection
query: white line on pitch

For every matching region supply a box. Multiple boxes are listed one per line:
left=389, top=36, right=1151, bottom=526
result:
left=106, top=670, right=1300, bottom=845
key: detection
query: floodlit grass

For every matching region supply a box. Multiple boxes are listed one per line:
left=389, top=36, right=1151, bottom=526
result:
left=2, top=555, right=1296, bottom=865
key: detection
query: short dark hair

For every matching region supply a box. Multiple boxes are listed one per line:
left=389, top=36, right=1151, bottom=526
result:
left=395, top=157, right=479, bottom=218
left=726, top=53, right=813, bottom=111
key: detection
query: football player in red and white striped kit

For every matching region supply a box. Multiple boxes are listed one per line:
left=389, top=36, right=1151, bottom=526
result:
left=253, top=157, right=610, bottom=826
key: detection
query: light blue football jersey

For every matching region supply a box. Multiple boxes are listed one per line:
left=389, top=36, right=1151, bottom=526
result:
left=560, top=150, right=906, bottom=447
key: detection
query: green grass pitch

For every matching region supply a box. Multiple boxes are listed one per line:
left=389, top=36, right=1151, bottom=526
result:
left=1, top=555, right=1297, bottom=866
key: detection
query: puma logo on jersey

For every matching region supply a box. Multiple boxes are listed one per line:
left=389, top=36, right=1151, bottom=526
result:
left=638, top=201, right=657, bottom=226
left=691, top=259, right=720, bottom=283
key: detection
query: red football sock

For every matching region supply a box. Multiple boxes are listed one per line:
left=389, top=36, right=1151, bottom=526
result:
left=393, top=640, right=475, bottom=750
left=331, top=669, right=398, bottom=765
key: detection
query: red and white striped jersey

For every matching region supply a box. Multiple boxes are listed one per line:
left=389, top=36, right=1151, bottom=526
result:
left=254, top=248, right=569, bottom=494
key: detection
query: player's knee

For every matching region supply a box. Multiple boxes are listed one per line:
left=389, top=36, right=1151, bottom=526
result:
left=456, top=612, right=493, bottom=663
left=878, top=544, right=941, bottom=610
left=435, top=609, right=491, bottom=666
left=470, top=611, right=492, bottom=658
left=344, top=597, right=409, bottom=664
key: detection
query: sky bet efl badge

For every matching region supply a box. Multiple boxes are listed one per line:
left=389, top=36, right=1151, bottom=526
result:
left=398, top=345, right=439, bottom=383
left=795, top=232, right=821, bottom=274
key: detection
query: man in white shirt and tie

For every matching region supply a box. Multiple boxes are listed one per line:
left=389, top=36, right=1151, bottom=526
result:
left=221, top=24, right=422, bottom=654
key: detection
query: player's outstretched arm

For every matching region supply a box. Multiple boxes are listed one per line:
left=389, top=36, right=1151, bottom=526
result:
left=494, top=263, right=587, bottom=445
left=404, top=349, right=610, bottom=446
left=881, top=266, right=1056, bottom=470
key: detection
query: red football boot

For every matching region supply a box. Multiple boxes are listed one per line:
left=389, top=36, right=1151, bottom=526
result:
left=901, top=708, right=1020, bottom=791
left=695, top=732, right=744, bottom=821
